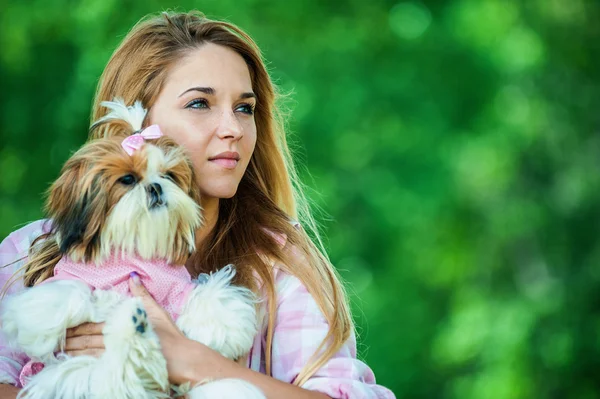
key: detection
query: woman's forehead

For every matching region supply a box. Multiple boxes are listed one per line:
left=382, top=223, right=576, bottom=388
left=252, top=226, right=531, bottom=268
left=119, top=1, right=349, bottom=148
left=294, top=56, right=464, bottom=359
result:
left=164, top=43, right=253, bottom=97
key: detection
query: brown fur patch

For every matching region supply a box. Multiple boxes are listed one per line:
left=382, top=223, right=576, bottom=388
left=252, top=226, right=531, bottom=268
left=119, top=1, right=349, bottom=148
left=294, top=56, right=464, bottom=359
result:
left=46, top=135, right=198, bottom=264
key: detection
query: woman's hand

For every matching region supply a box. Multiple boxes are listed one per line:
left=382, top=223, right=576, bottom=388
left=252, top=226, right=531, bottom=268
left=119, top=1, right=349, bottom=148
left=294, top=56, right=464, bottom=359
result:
left=62, top=275, right=329, bottom=399
left=63, top=273, right=239, bottom=385
left=128, top=272, right=236, bottom=385
left=65, top=322, right=105, bottom=357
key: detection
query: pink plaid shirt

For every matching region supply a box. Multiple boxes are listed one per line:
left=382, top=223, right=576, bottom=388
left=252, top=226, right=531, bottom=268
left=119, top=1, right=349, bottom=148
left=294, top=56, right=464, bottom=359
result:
left=0, top=220, right=395, bottom=398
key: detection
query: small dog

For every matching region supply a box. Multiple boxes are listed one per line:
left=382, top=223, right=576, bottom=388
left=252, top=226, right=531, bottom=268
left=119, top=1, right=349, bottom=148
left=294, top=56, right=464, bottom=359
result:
left=0, top=100, right=264, bottom=399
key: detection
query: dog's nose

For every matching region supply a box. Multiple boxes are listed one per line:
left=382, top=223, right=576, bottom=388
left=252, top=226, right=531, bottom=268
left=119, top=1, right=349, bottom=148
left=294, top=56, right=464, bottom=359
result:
left=147, top=182, right=165, bottom=208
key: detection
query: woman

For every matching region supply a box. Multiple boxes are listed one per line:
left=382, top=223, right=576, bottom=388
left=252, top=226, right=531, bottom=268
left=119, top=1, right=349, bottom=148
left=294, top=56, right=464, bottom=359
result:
left=0, top=11, right=394, bottom=398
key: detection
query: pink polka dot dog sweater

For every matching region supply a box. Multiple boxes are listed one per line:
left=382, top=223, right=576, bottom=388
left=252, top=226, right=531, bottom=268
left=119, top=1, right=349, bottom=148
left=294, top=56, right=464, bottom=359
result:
left=47, top=253, right=196, bottom=320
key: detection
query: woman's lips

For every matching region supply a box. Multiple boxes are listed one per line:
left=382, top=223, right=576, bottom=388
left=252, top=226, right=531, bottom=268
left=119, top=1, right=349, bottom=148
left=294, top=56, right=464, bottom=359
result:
left=210, top=158, right=238, bottom=169
left=209, top=151, right=240, bottom=169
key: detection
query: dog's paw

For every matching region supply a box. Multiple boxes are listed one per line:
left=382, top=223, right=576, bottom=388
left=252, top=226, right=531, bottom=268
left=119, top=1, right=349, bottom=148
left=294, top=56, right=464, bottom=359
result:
left=102, top=297, right=156, bottom=351
left=99, top=298, right=169, bottom=397
left=131, top=306, right=148, bottom=335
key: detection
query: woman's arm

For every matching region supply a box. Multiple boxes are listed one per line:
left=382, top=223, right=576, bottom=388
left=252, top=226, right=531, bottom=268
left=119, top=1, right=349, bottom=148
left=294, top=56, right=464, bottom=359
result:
left=64, top=271, right=390, bottom=398
left=238, top=369, right=331, bottom=399
left=167, top=337, right=330, bottom=399
left=0, top=383, right=19, bottom=398
left=266, top=270, right=395, bottom=399
left=230, top=367, right=331, bottom=399
left=128, top=276, right=331, bottom=399
left=0, top=226, right=48, bottom=397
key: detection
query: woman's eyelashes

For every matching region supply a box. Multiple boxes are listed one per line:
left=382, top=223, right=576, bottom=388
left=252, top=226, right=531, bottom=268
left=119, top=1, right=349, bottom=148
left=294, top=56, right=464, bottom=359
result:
left=184, top=98, right=255, bottom=115
left=185, top=98, right=208, bottom=109
left=235, top=103, right=255, bottom=115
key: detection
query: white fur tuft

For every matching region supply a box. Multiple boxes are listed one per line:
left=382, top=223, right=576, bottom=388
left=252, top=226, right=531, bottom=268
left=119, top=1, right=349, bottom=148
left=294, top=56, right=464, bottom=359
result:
left=12, top=293, right=170, bottom=399
left=0, top=370, right=18, bottom=386
left=0, top=280, right=96, bottom=359
left=18, top=355, right=98, bottom=399
left=176, top=265, right=259, bottom=360
left=187, top=378, right=266, bottom=399
left=95, top=97, right=147, bottom=132
left=97, top=298, right=170, bottom=398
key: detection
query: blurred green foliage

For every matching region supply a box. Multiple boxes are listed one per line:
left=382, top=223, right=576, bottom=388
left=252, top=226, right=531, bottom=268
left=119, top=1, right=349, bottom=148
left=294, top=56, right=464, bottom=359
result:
left=1, top=0, right=599, bottom=397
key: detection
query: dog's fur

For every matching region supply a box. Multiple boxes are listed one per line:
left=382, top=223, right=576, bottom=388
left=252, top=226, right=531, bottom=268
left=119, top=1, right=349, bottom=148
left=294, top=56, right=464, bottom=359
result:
left=0, top=100, right=265, bottom=399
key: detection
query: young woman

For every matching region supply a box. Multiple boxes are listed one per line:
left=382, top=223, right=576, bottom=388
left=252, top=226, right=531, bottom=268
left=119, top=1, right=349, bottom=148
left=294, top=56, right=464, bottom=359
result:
left=0, top=11, right=395, bottom=399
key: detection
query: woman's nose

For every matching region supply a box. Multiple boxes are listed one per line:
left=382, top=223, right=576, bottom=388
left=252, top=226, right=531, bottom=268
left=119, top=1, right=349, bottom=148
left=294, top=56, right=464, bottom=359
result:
left=215, top=109, right=243, bottom=140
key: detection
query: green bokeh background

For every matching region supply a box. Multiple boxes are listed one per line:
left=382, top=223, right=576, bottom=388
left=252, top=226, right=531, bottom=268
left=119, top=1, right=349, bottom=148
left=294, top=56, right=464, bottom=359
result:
left=1, top=0, right=599, bottom=397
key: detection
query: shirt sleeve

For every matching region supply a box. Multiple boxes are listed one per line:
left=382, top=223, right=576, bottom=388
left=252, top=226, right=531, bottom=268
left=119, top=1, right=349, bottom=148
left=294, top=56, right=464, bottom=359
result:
left=270, top=269, right=396, bottom=399
left=0, top=233, right=30, bottom=387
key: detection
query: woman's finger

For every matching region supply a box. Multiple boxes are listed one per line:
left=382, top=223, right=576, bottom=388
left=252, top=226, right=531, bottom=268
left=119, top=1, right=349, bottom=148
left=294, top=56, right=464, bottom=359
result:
left=64, top=334, right=105, bottom=351
left=128, top=273, right=172, bottom=323
left=66, top=322, right=105, bottom=338
left=64, top=348, right=104, bottom=358
left=128, top=272, right=152, bottom=299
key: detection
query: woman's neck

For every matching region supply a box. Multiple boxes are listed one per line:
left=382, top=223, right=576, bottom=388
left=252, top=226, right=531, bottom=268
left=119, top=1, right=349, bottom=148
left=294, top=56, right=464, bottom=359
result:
left=196, top=197, right=219, bottom=248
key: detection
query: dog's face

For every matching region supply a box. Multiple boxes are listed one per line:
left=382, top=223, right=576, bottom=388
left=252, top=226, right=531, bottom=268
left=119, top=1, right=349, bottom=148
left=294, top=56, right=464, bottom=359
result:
left=47, top=135, right=202, bottom=265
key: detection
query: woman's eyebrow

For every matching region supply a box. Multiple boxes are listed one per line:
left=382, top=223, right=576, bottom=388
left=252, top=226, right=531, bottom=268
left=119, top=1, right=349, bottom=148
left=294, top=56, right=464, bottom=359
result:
left=178, top=86, right=256, bottom=100
left=239, top=92, right=256, bottom=100
left=179, top=87, right=214, bottom=97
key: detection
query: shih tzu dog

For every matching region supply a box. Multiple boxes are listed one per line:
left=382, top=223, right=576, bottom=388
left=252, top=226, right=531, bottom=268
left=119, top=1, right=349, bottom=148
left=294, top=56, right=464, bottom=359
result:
left=0, top=100, right=264, bottom=399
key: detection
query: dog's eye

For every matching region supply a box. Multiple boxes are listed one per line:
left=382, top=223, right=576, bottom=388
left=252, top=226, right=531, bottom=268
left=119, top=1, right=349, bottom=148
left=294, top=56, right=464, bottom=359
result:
left=118, top=174, right=137, bottom=185
left=164, top=172, right=176, bottom=182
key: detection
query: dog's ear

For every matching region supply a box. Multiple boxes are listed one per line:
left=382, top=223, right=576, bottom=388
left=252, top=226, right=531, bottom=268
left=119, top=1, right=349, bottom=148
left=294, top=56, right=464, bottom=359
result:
left=156, top=136, right=201, bottom=203
left=46, top=151, right=107, bottom=262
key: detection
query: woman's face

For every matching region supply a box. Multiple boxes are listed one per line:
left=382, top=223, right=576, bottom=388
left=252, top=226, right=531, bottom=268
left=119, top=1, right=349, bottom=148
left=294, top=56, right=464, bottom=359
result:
left=149, top=43, right=257, bottom=200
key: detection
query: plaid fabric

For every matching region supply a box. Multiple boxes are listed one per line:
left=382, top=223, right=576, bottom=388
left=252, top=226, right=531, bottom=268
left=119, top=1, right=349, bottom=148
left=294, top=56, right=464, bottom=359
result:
left=0, top=220, right=395, bottom=398
left=0, top=220, right=49, bottom=387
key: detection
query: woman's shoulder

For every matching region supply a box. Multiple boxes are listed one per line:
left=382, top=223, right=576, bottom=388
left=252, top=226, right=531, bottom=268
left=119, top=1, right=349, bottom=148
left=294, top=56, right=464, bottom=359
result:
left=261, top=220, right=301, bottom=248
left=260, top=220, right=302, bottom=279
left=0, top=219, right=50, bottom=294
left=1, top=219, right=51, bottom=255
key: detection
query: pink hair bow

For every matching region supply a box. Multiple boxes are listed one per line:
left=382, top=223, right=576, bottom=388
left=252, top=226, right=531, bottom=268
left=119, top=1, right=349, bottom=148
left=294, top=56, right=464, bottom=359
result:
left=121, top=125, right=163, bottom=156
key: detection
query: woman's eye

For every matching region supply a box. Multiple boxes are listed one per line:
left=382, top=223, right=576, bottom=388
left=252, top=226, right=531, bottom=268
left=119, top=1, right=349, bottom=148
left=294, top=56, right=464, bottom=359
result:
left=185, top=99, right=209, bottom=109
left=118, top=174, right=137, bottom=185
left=236, top=103, right=255, bottom=115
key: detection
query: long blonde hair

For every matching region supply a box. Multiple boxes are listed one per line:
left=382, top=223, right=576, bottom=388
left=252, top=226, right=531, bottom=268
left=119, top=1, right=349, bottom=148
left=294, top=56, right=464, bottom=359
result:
left=21, top=11, right=353, bottom=385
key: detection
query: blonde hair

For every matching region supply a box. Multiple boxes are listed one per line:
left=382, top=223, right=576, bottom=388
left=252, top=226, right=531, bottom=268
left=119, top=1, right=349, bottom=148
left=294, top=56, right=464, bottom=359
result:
left=21, top=10, right=353, bottom=385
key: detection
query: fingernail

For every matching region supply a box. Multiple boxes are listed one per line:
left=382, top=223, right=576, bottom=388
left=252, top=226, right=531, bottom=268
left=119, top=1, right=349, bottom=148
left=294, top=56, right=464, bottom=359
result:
left=129, top=271, right=140, bottom=285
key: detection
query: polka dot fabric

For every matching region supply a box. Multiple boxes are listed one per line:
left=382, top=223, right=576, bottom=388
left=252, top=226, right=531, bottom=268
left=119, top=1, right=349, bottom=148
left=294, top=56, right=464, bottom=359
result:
left=46, top=254, right=196, bottom=320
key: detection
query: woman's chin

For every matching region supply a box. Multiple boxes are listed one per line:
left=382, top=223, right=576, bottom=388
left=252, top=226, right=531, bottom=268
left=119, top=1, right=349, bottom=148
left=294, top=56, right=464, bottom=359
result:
left=220, top=191, right=237, bottom=199
left=200, top=186, right=239, bottom=200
